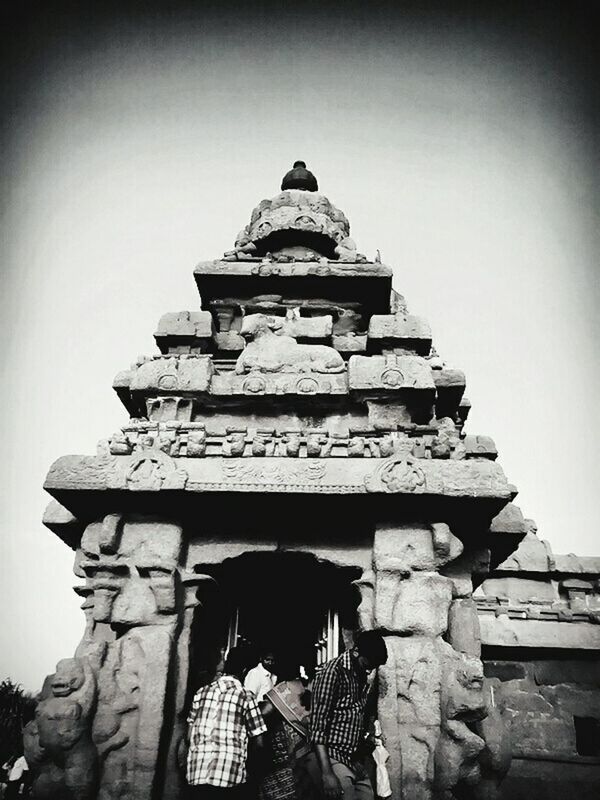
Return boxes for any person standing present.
[4,754,29,798]
[309,631,388,800]
[244,651,277,702]
[258,660,317,800]
[187,647,267,800]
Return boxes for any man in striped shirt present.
[310,631,388,800]
[187,647,267,800]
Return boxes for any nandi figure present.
[236,313,345,374]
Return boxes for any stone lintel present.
[479,615,600,649]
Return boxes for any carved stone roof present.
[234,163,352,259]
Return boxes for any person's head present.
[224,647,250,680]
[261,651,276,674]
[276,656,301,682]
[353,631,388,673]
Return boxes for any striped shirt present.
[187,675,267,787]
[309,650,370,768]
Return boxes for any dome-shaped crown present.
[281,161,319,192]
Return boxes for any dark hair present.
[276,657,301,681]
[224,647,250,677]
[356,630,388,666]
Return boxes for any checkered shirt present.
[309,650,370,768]
[187,675,267,787]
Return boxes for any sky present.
[1,0,599,690]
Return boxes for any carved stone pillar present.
[31,514,187,800]
[372,522,489,800]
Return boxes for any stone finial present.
[281,160,318,192]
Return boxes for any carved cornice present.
[45,451,512,498]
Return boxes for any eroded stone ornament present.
[236,313,345,374]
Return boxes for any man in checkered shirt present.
[310,631,388,800]
[187,647,267,800]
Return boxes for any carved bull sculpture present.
[235,313,345,374]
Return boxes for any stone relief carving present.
[235,314,345,374]
[365,455,427,494]
[106,420,480,463]
[221,459,326,484]
[370,522,498,800]
[433,648,487,796]
[34,658,98,800]
[107,437,188,491]
[80,517,182,627]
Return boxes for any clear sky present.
[1,1,599,690]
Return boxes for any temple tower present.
[37,163,528,800]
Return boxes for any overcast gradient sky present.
[1,0,599,690]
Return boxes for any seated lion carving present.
[236,313,345,374]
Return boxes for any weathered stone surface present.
[553,553,600,574]
[281,313,333,340]
[42,500,84,549]
[489,504,528,536]
[494,532,551,573]
[211,369,348,397]
[235,313,345,374]
[470,680,513,800]
[213,331,246,352]
[235,187,351,256]
[45,452,514,499]
[40,164,537,800]
[348,354,435,392]
[464,435,498,460]
[332,333,367,355]
[484,661,527,683]
[533,659,600,687]
[80,517,183,626]
[376,572,453,635]
[479,616,600,649]
[480,576,556,602]
[433,645,487,794]
[367,314,432,355]
[33,658,98,800]
[448,598,482,657]
[129,355,213,394]
[374,523,463,574]
[154,311,214,354]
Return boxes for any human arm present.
[186,690,201,744]
[244,692,268,740]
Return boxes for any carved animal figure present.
[236,314,344,374]
[35,658,98,800]
[434,651,487,796]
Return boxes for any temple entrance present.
[190,552,361,687]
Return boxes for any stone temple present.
[32,162,600,799]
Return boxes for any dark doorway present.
[189,552,361,688]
